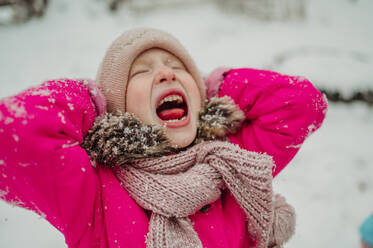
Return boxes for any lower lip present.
[156,90,190,128]
[159,112,190,128]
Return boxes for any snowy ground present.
[0,0,372,247]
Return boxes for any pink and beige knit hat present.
[97,28,206,113]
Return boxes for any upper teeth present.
[158,95,183,106]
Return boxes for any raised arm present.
[207,68,328,177]
[0,79,101,246]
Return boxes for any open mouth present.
[156,92,189,126]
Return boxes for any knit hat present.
[97,28,206,113]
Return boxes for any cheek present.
[181,74,201,109]
[187,83,202,114]
[126,82,152,121]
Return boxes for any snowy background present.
[0,0,372,247]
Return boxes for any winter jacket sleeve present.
[0,79,101,246]
[217,68,328,177]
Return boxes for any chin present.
[165,125,197,148]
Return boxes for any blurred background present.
[0,0,372,247]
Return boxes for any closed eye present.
[170,63,186,71]
[172,66,185,70]
[130,69,150,78]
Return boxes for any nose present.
[154,66,176,84]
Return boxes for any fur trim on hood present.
[81,96,245,167]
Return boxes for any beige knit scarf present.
[113,140,274,248]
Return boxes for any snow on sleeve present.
[220,68,328,176]
[282,75,328,149]
[0,79,100,242]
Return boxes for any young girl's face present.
[126,48,202,148]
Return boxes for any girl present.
[0,28,327,248]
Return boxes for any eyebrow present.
[165,55,180,63]
[131,56,151,69]
[165,56,185,67]
[131,63,148,70]
[132,57,148,66]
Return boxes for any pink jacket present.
[0,68,327,248]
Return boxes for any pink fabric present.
[205,67,231,100]
[76,78,107,117]
[218,68,328,176]
[0,68,327,248]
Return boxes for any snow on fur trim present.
[81,112,175,166]
[195,96,245,144]
[82,96,245,166]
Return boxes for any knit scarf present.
[82,96,294,248]
[114,141,274,248]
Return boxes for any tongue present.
[158,108,185,120]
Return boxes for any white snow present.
[2,98,27,118]
[61,141,79,149]
[12,134,19,142]
[0,187,10,198]
[35,105,49,111]
[67,103,74,110]
[58,112,66,124]
[0,0,373,247]
[31,89,52,97]
[4,117,14,125]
